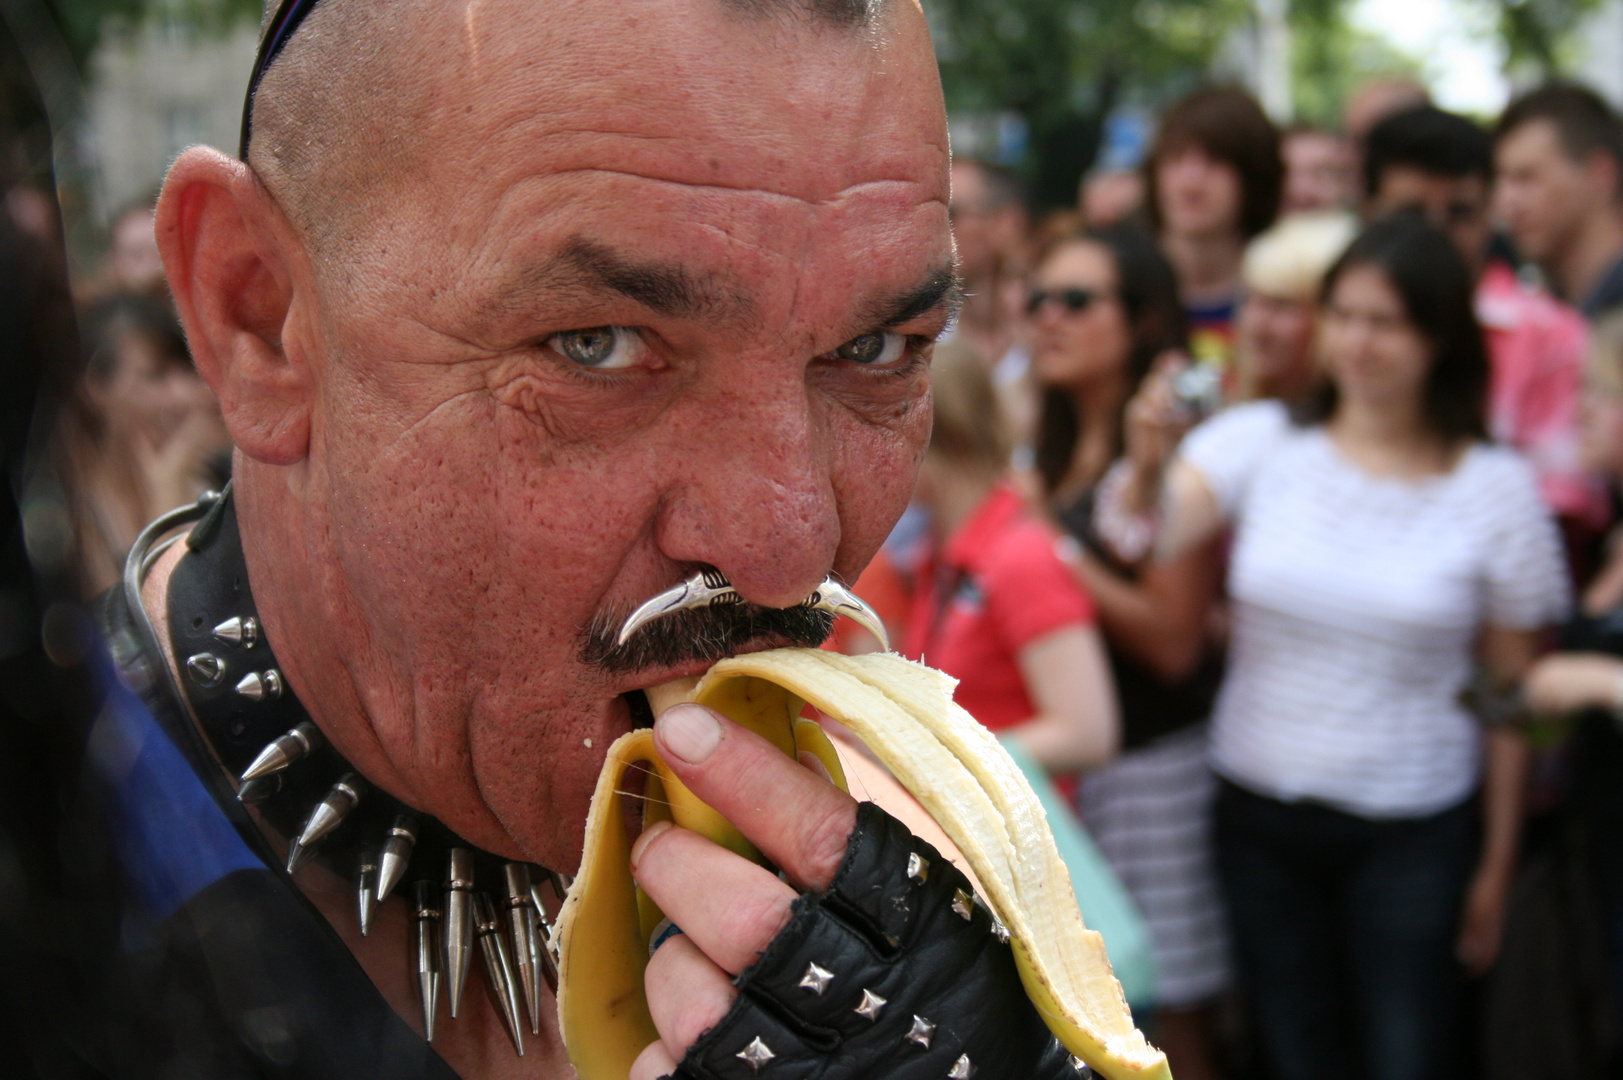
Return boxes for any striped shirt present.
[1181,401,1570,818]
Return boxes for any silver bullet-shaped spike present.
[212,615,259,648]
[474,893,526,1056]
[548,870,573,902]
[285,838,311,875]
[444,849,475,1018]
[240,721,323,782]
[376,815,418,904]
[186,652,224,688]
[237,772,283,805]
[235,668,284,702]
[294,772,364,851]
[357,851,379,936]
[413,881,443,1041]
[503,864,542,1034]
[529,881,561,989]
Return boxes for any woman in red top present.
[903,342,1120,774]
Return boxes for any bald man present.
[94,1,1090,1077]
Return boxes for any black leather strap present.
[674,802,1083,1079]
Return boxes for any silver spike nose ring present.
[615,571,890,652]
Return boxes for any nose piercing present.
[615,570,890,651]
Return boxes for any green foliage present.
[1479,0,1601,73]
[930,0,1250,209]
[1288,0,1421,128]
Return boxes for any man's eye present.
[833,331,907,366]
[547,326,646,369]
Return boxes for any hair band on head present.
[239,0,325,158]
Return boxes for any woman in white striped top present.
[1151,214,1569,1080]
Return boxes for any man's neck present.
[140,537,570,1078]
[1161,229,1244,305]
[1556,206,1623,305]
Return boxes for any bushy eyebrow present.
[486,237,751,328]
[864,264,963,329]
[485,240,959,336]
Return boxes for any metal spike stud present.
[798,961,834,995]
[735,1036,775,1072]
[284,838,311,875]
[548,870,573,901]
[474,893,525,1056]
[235,668,284,702]
[904,1014,935,1049]
[1069,1056,1094,1076]
[529,881,561,990]
[444,849,475,1018]
[376,815,418,904]
[952,888,975,921]
[948,1054,977,1079]
[854,988,888,1022]
[989,914,1011,944]
[907,852,929,884]
[357,850,379,936]
[503,864,542,1035]
[237,772,283,805]
[413,881,443,1041]
[186,652,224,688]
[240,721,323,782]
[212,615,260,648]
[294,772,365,852]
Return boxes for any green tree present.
[931,0,1249,210]
[1288,0,1421,128]
[1475,0,1601,74]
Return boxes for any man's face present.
[241,0,952,870]
[1155,144,1242,240]
[1369,165,1490,275]
[1282,130,1353,214]
[1495,120,1601,265]
[948,161,1023,281]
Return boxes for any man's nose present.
[655,381,841,611]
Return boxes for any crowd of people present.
[838,79,1623,1080]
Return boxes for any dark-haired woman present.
[1154,215,1568,1080]
[1029,225,1230,1080]
[60,293,227,595]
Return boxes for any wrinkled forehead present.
[323,0,948,292]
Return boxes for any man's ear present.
[155,147,312,466]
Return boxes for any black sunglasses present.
[1027,287,1109,316]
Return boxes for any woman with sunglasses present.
[1029,224,1231,1080]
[1152,214,1567,1080]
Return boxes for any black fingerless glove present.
[672,802,1089,1080]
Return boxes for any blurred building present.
[81,21,256,226]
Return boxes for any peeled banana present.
[554,648,1171,1080]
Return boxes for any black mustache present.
[579,600,834,675]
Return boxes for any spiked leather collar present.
[129,486,559,1054]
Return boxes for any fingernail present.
[630,819,673,871]
[657,704,722,764]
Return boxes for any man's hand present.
[627,703,858,1080]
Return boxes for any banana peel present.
[555,647,1171,1080]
